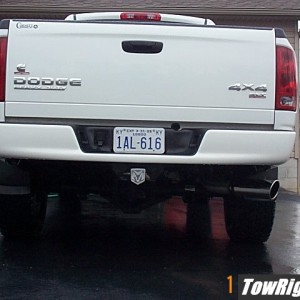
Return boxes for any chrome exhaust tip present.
[232,180,280,201]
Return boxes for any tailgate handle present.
[122,41,163,54]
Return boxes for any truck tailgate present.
[5,21,276,124]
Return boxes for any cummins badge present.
[131,169,146,185]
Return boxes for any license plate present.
[113,127,165,154]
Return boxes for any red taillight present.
[120,12,161,21]
[275,46,298,111]
[0,37,7,102]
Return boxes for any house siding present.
[211,16,296,47]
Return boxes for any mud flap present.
[0,160,30,195]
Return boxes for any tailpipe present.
[231,180,280,201]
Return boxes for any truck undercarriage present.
[0,160,279,242]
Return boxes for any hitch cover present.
[131,168,146,185]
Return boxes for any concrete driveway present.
[0,191,299,299]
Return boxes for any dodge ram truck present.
[0,12,297,242]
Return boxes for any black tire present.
[0,191,47,238]
[223,195,275,243]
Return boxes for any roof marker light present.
[120,12,161,21]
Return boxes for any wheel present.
[0,191,47,238]
[223,195,275,243]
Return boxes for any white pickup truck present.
[0,12,297,242]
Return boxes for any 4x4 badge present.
[131,169,146,185]
[228,83,267,99]
[228,83,267,92]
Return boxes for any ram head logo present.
[131,169,146,185]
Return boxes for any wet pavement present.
[0,191,300,299]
